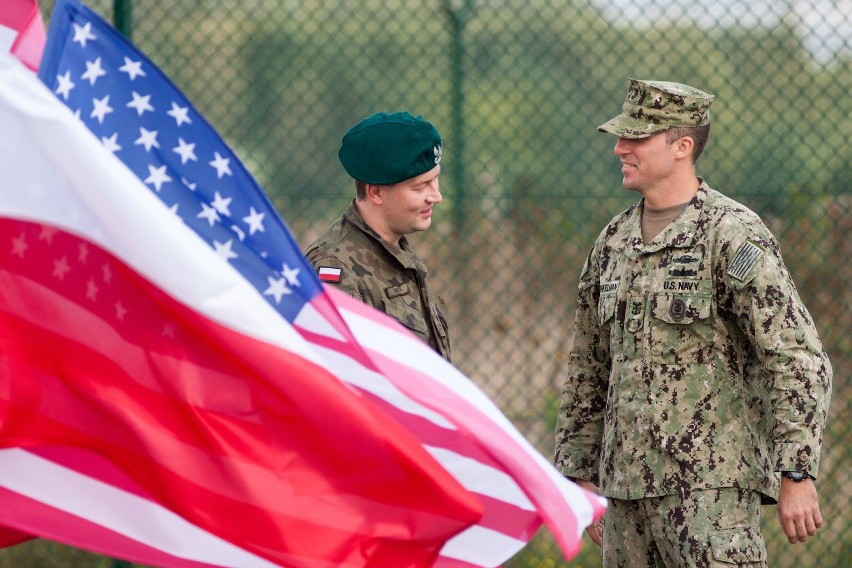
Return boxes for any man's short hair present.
[665,124,710,163]
[354,179,367,200]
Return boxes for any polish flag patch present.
[318,266,342,283]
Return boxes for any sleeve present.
[304,249,368,305]
[719,228,832,478]
[554,244,611,484]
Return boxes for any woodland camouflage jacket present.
[305,201,451,362]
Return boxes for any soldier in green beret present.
[555,79,832,567]
[305,111,451,361]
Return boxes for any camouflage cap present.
[338,111,442,185]
[597,78,714,139]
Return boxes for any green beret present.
[598,78,714,139]
[338,111,443,185]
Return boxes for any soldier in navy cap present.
[555,79,832,567]
[305,111,451,361]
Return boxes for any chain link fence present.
[4,0,849,566]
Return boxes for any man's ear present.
[365,183,384,204]
[673,135,695,160]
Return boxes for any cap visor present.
[597,114,664,139]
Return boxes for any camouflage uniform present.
[305,201,452,361]
[554,182,832,565]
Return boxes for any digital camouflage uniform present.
[305,201,452,361]
[554,182,832,566]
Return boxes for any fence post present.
[114,0,133,39]
[440,0,474,231]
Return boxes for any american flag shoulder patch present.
[318,266,342,283]
[727,241,764,281]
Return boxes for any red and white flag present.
[0,2,606,565]
[0,52,482,567]
[0,0,46,71]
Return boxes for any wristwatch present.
[782,471,812,482]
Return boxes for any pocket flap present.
[709,528,767,564]
[651,292,710,324]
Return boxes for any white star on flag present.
[281,263,301,287]
[127,91,154,115]
[209,151,231,178]
[134,127,159,151]
[90,94,112,123]
[213,239,238,261]
[72,21,96,47]
[144,165,172,191]
[263,276,291,304]
[172,138,197,164]
[167,102,191,126]
[55,71,74,99]
[211,192,232,216]
[101,132,121,153]
[242,207,265,234]
[197,203,220,226]
[81,57,106,85]
[118,57,145,80]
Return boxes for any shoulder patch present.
[727,241,764,281]
[317,266,342,283]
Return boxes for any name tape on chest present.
[727,241,764,281]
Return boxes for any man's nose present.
[426,181,442,203]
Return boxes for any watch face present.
[784,471,808,481]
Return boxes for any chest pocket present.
[649,289,712,363]
[381,283,430,338]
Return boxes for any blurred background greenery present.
[4,0,849,566]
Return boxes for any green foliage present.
[23,2,851,567]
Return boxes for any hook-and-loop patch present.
[727,241,764,281]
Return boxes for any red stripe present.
[0,219,481,567]
[0,0,36,27]
[0,484,228,568]
[0,525,33,548]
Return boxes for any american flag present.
[39,0,319,326]
[0,0,607,566]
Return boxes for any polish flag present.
[0,53,480,567]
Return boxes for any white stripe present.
[0,24,16,52]
[292,300,345,341]
[307,342,455,429]
[439,525,526,566]
[339,304,550,466]
[0,449,280,568]
[0,54,319,366]
[425,446,534,510]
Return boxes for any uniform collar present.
[343,200,426,273]
[618,180,709,260]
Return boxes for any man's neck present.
[354,200,400,246]
[641,174,700,209]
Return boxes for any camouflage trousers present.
[601,487,767,567]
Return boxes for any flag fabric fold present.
[0,0,606,566]
[0,50,482,568]
[0,0,46,71]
